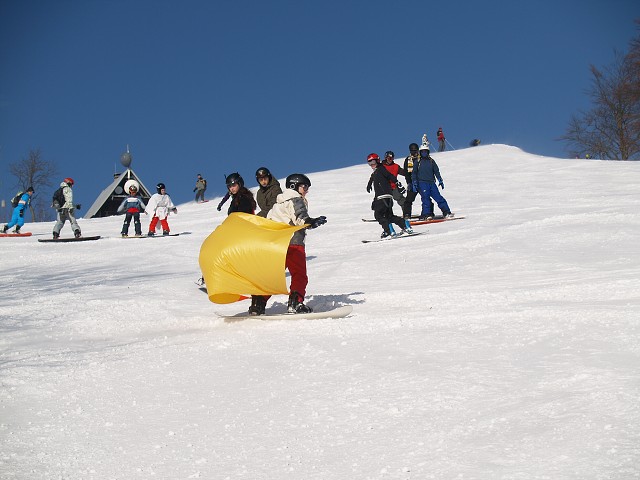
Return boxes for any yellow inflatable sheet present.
[199,212,306,304]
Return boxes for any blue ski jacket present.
[411,154,443,189]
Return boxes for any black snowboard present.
[38,235,101,243]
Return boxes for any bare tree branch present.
[8,148,59,221]
[560,24,640,161]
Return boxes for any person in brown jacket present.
[255,167,282,218]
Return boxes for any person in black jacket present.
[225,172,256,215]
[366,153,414,239]
[402,142,433,218]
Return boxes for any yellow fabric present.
[198,212,306,304]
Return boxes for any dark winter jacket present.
[382,162,405,190]
[367,165,397,198]
[228,187,256,215]
[256,177,282,217]
[412,153,443,187]
[402,153,419,189]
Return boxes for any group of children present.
[118,181,178,237]
[211,168,326,316]
[4,138,451,314]
[367,137,454,239]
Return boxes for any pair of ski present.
[361,215,465,243]
[362,214,464,225]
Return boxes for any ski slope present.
[1,145,639,479]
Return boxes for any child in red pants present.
[267,173,326,313]
[145,182,177,236]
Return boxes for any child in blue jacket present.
[2,187,34,234]
[117,182,147,237]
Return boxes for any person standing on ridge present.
[437,127,446,152]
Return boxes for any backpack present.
[11,191,24,208]
[52,187,65,208]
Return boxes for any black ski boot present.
[74,230,82,238]
[248,296,267,316]
[287,291,312,314]
[1,225,8,234]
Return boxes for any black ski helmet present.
[286,173,311,190]
[225,172,244,188]
[156,182,166,193]
[255,167,272,181]
[384,151,395,161]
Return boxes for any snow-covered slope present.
[1,145,639,479]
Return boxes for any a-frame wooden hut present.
[84,147,152,219]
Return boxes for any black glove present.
[193,188,197,192]
[366,185,371,193]
[307,216,327,229]
[75,204,81,210]
[438,181,445,189]
[216,205,222,211]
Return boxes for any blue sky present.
[1,0,638,213]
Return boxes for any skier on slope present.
[402,142,434,219]
[366,153,414,239]
[254,167,282,218]
[267,173,327,314]
[412,145,454,220]
[2,186,34,234]
[381,151,407,212]
[146,182,177,236]
[193,174,207,203]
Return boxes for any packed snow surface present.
[1,145,639,479]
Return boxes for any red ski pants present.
[148,216,170,233]
[286,244,308,299]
